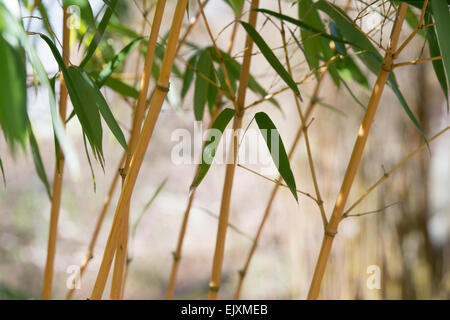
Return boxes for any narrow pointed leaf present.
[191,108,236,188]
[240,21,300,96]
[194,50,212,121]
[254,112,297,201]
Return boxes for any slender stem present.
[392,56,442,68]
[307,2,408,300]
[166,10,241,299]
[110,0,167,300]
[342,126,450,218]
[208,0,260,300]
[42,6,70,300]
[234,70,327,299]
[90,0,188,299]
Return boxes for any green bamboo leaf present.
[82,132,96,192]
[70,66,130,154]
[0,34,28,151]
[224,0,245,15]
[104,77,139,99]
[254,112,297,202]
[63,0,95,29]
[240,21,301,97]
[181,53,199,99]
[0,6,78,175]
[430,0,450,105]
[79,0,118,68]
[207,67,219,112]
[96,36,144,87]
[194,50,212,121]
[27,118,52,200]
[425,13,448,107]
[191,108,236,188]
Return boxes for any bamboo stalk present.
[42,6,70,300]
[90,0,189,299]
[166,8,241,299]
[307,2,409,300]
[208,0,259,300]
[110,0,167,300]
[234,70,327,299]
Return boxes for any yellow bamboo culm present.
[307,2,409,300]
[110,0,168,300]
[208,0,260,300]
[42,6,70,300]
[90,0,189,300]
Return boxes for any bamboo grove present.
[0,0,449,299]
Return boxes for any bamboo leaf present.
[194,50,212,121]
[96,36,144,87]
[0,34,28,151]
[0,6,78,175]
[430,0,450,106]
[191,108,236,188]
[181,53,199,99]
[27,118,52,200]
[425,13,448,107]
[70,66,130,154]
[104,77,139,99]
[0,154,5,186]
[79,0,119,68]
[224,0,244,16]
[63,0,95,29]
[240,21,301,97]
[254,112,298,202]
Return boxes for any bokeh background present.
[0,0,449,299]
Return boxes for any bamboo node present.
[324,228,337,238]
[209,283,220,292]
[238,269,246,277]
[172,251,181,261]
[156,83,170,93]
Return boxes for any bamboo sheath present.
[90,0,189,300]
[307,3,409,300]
[110,0,167,300]
[208,0,259,300]
[42,7,70,300]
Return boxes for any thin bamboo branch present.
[342,126,450,218]
[208,0,260,300]
[234,69,327,300]
[278,0,327,228]
[110,0,167,300]
[392,56,442,68]
[42,6,70,300]
[90,0,188,300]
[307,2,409,300]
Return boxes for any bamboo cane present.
[208,0,259,300]
[42,6,70,300]
[166,2,241,301]
[110,0,167,300]
[90,0,189,299]
[307,2,409,300]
